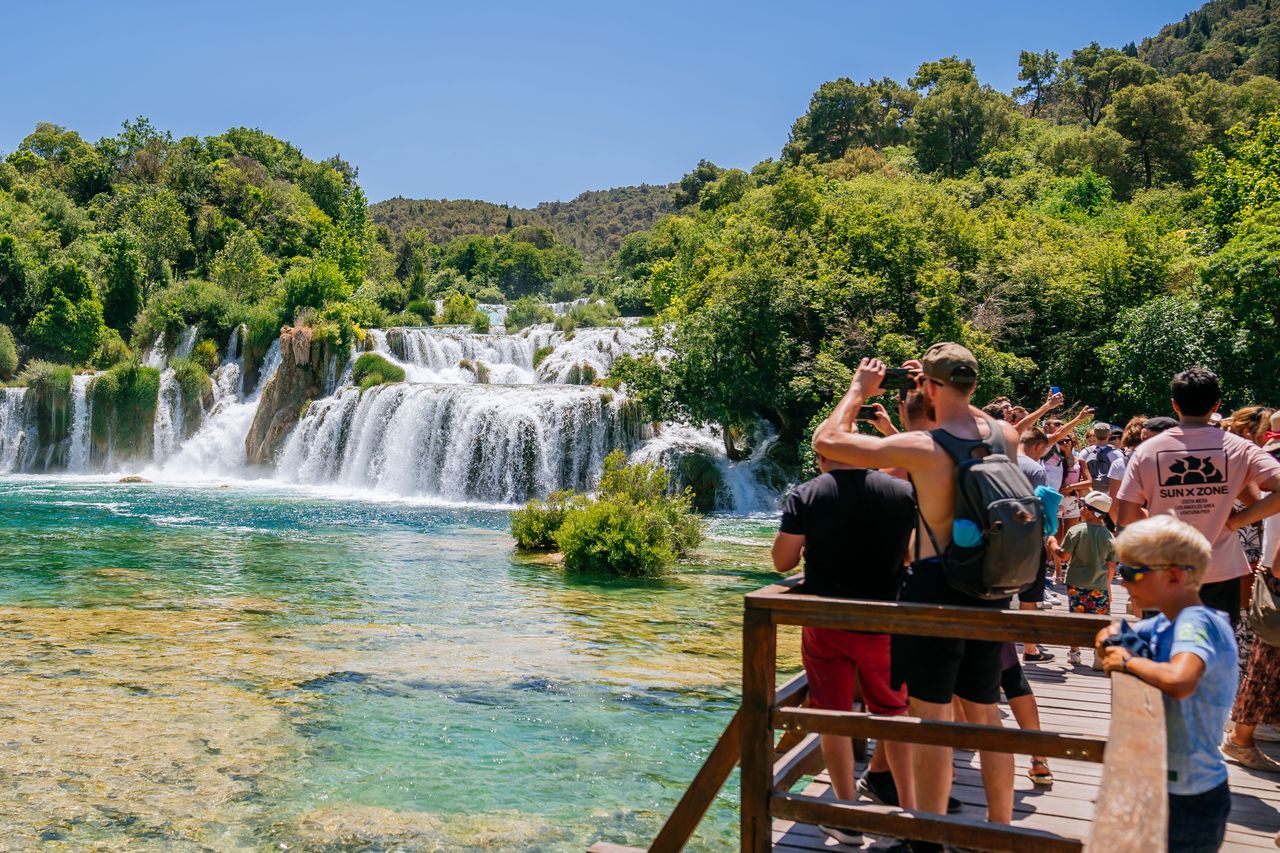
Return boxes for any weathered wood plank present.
[1086,672,1167,852]
[741,606,776,853]
[745,593,1111,647]
[773,706,1106,763]
[771,792,1084,853]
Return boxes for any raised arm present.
[812,359,932,471]
[1016,391,1064,434]
[1043,406,1093,452]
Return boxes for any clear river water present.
[0,476,795,851]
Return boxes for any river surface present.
[0,476,794,851]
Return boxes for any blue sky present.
[3,1,1196,206]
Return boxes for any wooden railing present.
[589,576,1168,853]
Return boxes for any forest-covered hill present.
[370,183,675,263]
[1139,0,1280,80]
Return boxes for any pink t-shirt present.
[1117,425,1280,583]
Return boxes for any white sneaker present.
[818,824,864,846]
[1067,650,1082,666]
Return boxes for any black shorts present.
[891,558,1012,705]
[999,644,1033,700]
[1199,576,1241,630]
[1015,547,1049,604]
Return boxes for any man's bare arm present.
[1015,392,1064,434]
[772,532,804,573]
[1227,476,1280,530]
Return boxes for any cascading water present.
[155,337,281,478]
[0,388,38,474]
[631,423,780,514]
[150,325,201,464]
[276,383,649,502]
[65,374,94,473]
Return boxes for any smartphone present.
[856,405,879,421]
[1050,386,1061,396]
[879,367,917,391]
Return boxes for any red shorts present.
[801,626,907,716]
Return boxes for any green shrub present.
[406,299,436,324]
[564,362,597,385]
[352,352,405,390]
[510,489,580,550]
[0,324,16,380]
[555,301,618,332]
[471,311,491,334]
[94,327,133,370]
[90,362,160,459]
[555,498,677,577]
[282,259,351,312]
[131,279,246,354]
[506,296,553,331]
[474,285,505,304]
[440,290,478,325]
[533,345,555,368]
[170,357,213,429]
[193,339,220,373]
[552,451,704,577]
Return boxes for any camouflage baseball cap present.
[921,342,979,385]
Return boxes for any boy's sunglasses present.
[1116,563,1193,582]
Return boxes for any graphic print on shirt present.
[1156,448,1229,514]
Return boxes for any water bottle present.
[952,518,982,548]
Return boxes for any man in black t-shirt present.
[772,453,917,828]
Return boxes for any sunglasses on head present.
[1116,563,1193,583]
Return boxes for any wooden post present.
[740,606,776,853]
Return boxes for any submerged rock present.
[117,476,151,484]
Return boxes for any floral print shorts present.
[1068,585,1110,615]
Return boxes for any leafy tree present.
[1197,108,1280,241]
[785,77,916,161]
[0,324,16,380]
[1106,82,1197,188]
[26,264,104,365]
[0,235,34,331]
[1059,43,1156,126]
[673,160,723,209]
[210,229,273,302]
[1201,215,1280,403]
[100,232,144,335]
[123,188,193,289]
[699,169,754,211]
[909,56,977,90]
[282,259,350,312]
[909,79,1016,177]
[1014,49,1059,116]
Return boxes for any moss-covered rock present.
[19,360,74,448]
[677,450,724,512]
[90,362,161,462]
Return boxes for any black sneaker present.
[857,769,898,806]
[858,769,962,814]
[1022,650,1056,663]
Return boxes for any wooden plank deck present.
[771,585,1280,851]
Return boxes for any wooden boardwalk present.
[771,586,1280,851]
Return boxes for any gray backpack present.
[920,418,1044,601]
[1085,444,1119,489]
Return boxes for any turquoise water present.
[0,477,786,851]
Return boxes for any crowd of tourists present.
[772,345,1280,853]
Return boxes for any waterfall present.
[152,368,184,463]
[276,383,649,502]
[143,332,166,369]
[174,325,199,359]
[156,338,281,477]
[529,326,649,384]
[631,423,780,514]
[65,374,94,473]
[372,327,538,384]
[0,388,38,474]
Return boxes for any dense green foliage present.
[509,451,703,577]
[371,184,676,263]
[0,324,15,379]
[18,360,74,444]
[510,489,582,550]
[351,352,405,390]
[605,11,1280,465]
[1139,0,1280,80]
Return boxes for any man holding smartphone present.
[812,343,1020,846]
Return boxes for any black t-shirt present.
[779,469,915,600]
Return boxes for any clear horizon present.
[4,1,1197,207]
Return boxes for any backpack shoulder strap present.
[930,416,1007,463]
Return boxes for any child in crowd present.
[1095,515,1238,853]
[1055,490,1116,668]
